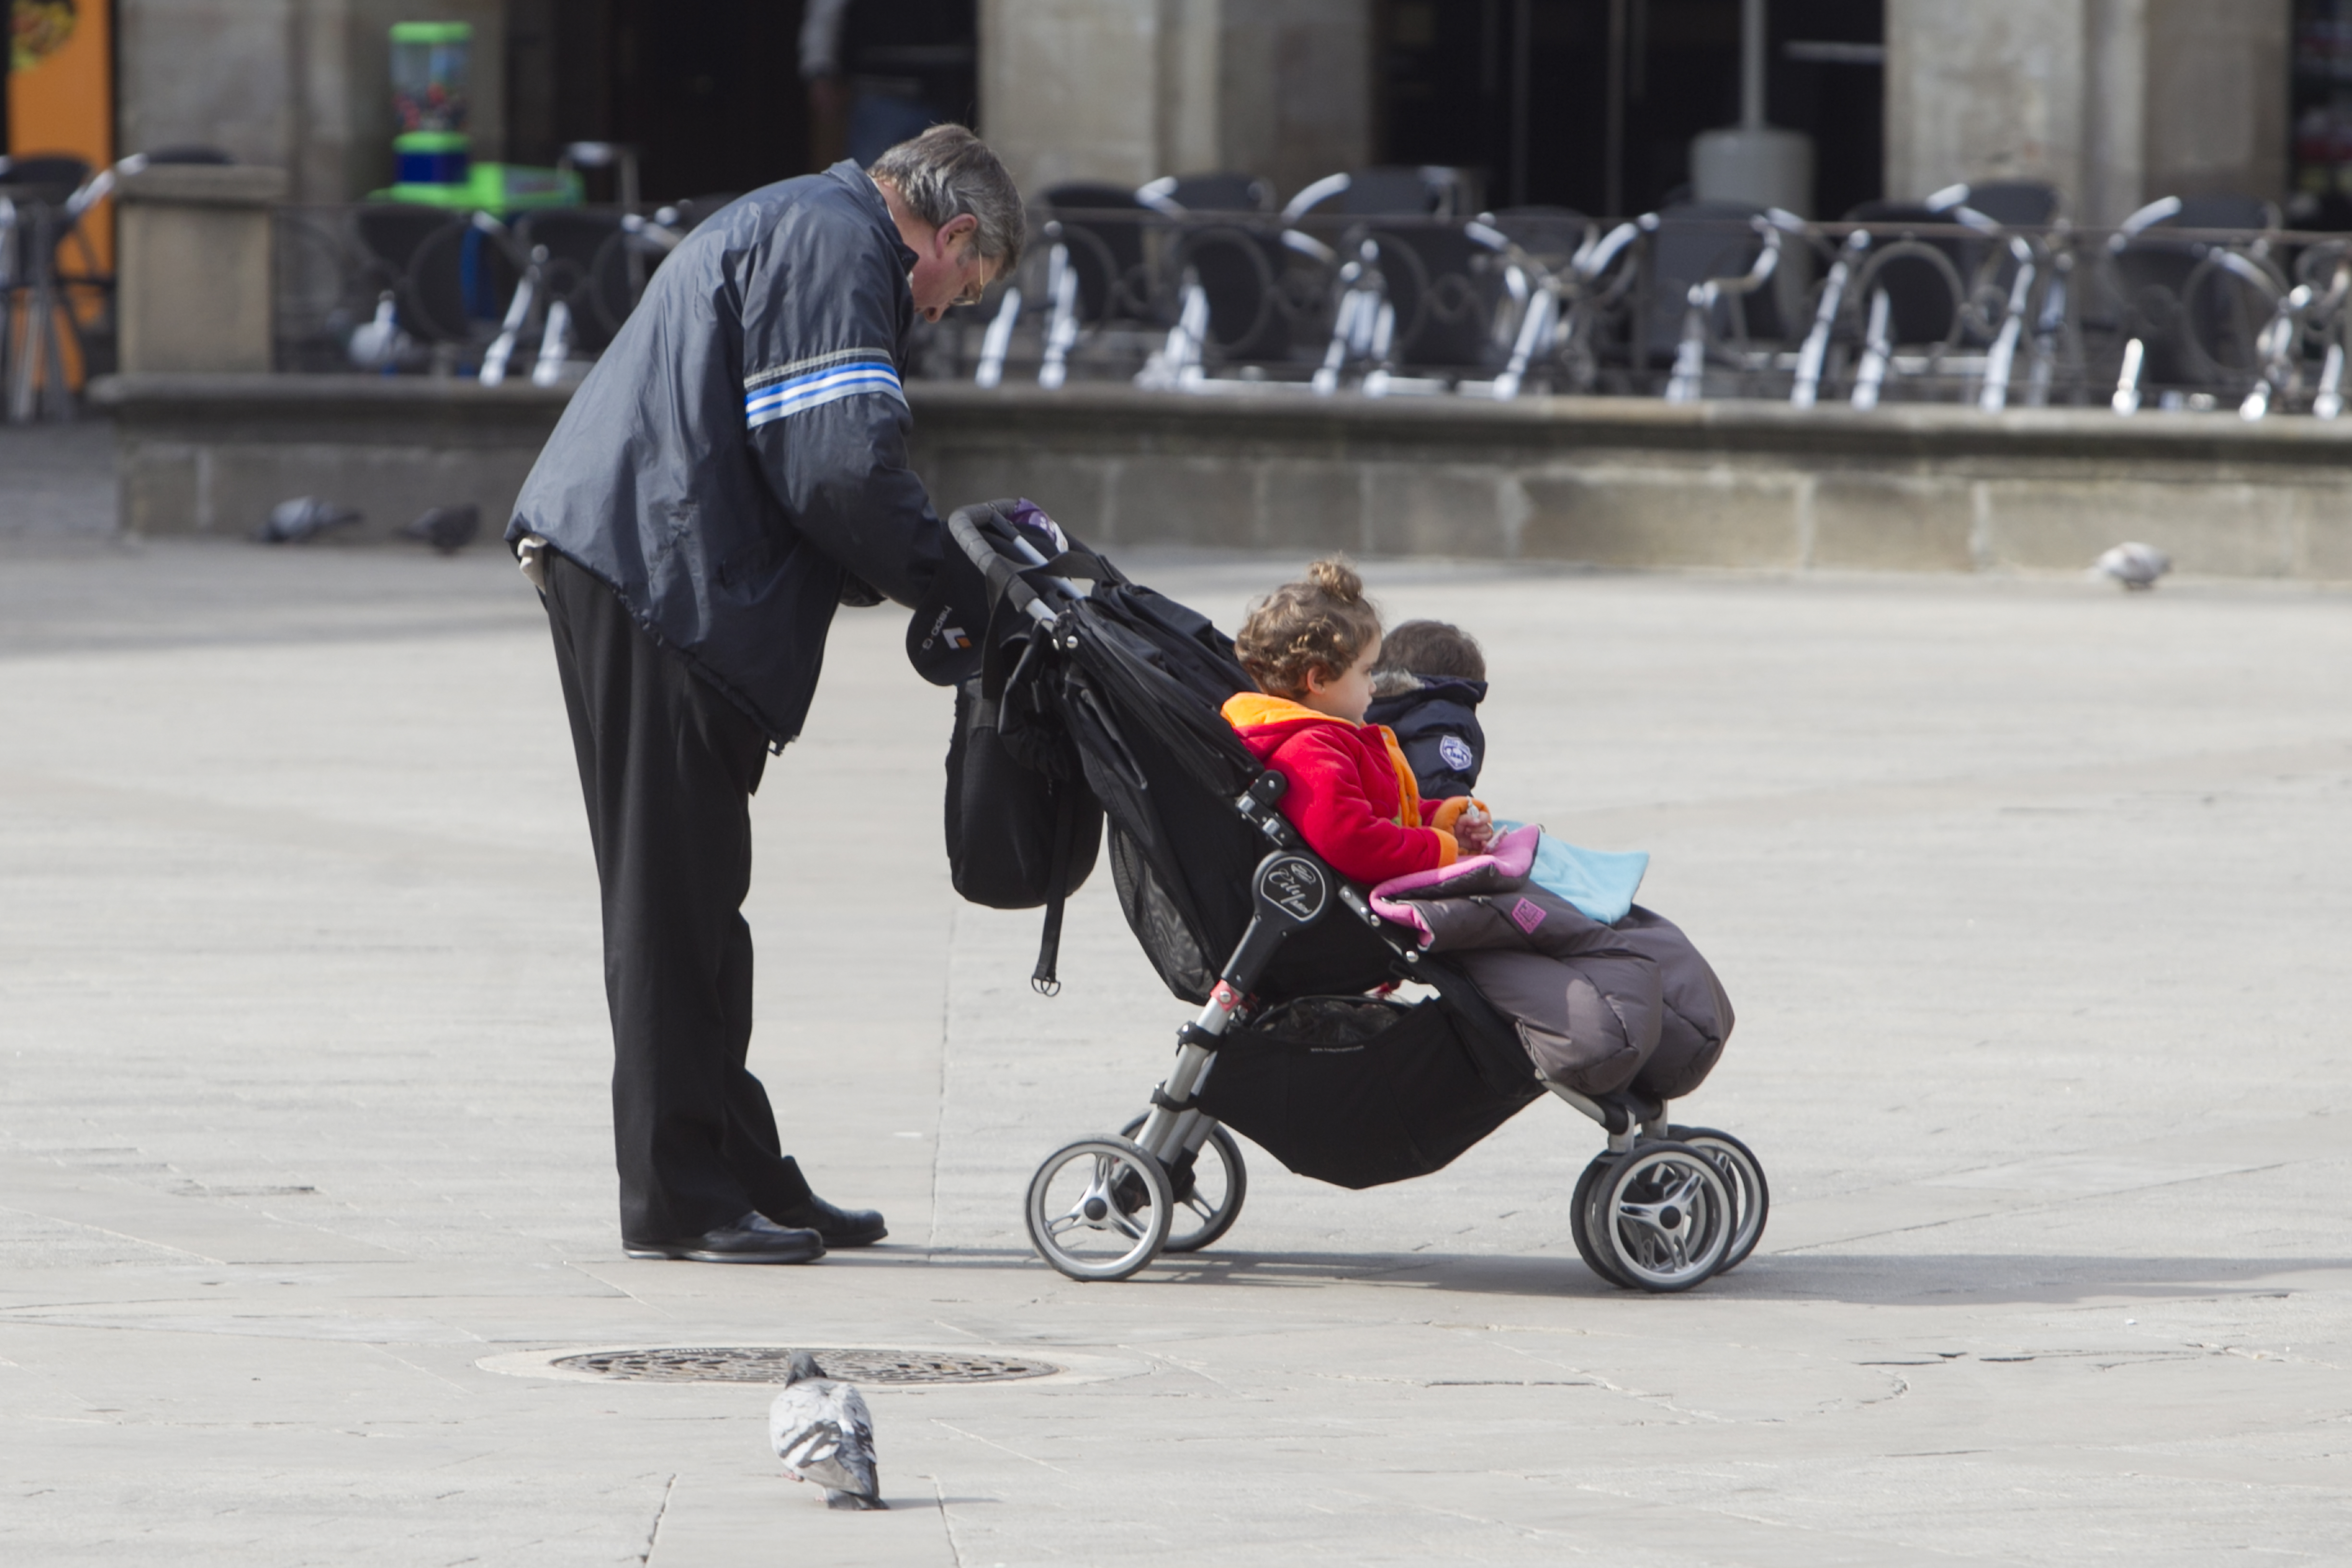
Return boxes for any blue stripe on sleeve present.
[744,360,906,429]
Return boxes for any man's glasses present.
[953,243,995,309]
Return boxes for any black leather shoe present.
[764,1193,888,1248]
[623,1212,826,1263]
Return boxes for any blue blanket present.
[1498,822,1649,925]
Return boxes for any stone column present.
[980,0,1166,194]
[2140,0,2290,208]
[116,0,505,204]
[1884,0,2094,210]
[1216,0,1373,202]
[980,0,1370,202]
[1885,0,2289,225]
[115,164,289,373]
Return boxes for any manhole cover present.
[548,1347,1060,1385]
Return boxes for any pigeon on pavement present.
[2095,541,2172,590]
[403,504,481,555]
[769,1352,885,1510]
[254,497,363,544]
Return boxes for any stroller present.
[941,501,1766,1292]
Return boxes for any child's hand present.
[1453,805,1496,856]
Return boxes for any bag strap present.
[1030,781,1078,997]
[981,610,1043,703]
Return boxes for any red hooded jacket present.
[1222,692,1474,885]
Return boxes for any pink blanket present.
[1369,824,1544,947]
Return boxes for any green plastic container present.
[372,162,586,216]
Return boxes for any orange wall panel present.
[10,0,116,388]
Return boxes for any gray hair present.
[869,124,1026,277]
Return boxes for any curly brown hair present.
[1234,557,1383,698]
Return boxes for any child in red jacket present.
[1220,558,1493,885]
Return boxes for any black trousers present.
[541,551,814,1242]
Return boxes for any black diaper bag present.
[943,671,1104,990]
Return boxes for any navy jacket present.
[1365,676,1488,801]
[509,162,976,744]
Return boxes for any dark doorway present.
[507,0,813,206]
[1376,0,1881,219]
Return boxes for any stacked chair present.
[955,160,2352,422]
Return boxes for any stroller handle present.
[947,500,1094,625]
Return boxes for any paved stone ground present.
[3,490,2350,1563]
[0,421,118,543]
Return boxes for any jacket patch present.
[745,349,904,429]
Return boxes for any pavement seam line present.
[927,1474,968,1567]
[927,900,956,1261]
[0,1200,222,1265]
[930,1416,1067,1472]
[638,1472,675,1565]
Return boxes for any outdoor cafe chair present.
[1279,165,1474,223]
[1306,221,1514,396]
[1832,201,1981,407]
[515,209,637,355]
[2232,239,2352,420]
[1140,173,1299,370]
[1168,222,1296,365]
[1661,210,1794,404]
[351,206,538,380]
[353,206,488,343]
[1634,202,1796,399]
[478,210,684,388]
[1471,208,1649,400]
[1039,183,1166,328]
[1,148,245,410]
[1926,179,2062,230]
[2103,193,2284,410]
[0,154,96,423]
[1136,172,1275,216]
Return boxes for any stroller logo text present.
[922,607,970,651]
[1259,856,1330,923]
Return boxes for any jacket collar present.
[1223,691,1357,731]
[1420,676,1489,703]
[827,159,920,272]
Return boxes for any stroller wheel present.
[1121,1116,1247,1254]
[1667,1125,1768,1272]
[1570,1154,1635,1289]
[1024,1135,1173,1282]
[1593,1141,1734,1293]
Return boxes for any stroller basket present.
[943,500,1766,1292]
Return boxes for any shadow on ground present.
[821,1243,2352,1307]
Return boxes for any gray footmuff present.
[1386,878,1734,1099]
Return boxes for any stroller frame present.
[953,505,1767,1290]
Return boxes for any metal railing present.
[928,200,2352,422]
[273,202,689,383]
[242,194,2352,427]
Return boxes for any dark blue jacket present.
[509,162,977,744]
[1365,676,1488,801]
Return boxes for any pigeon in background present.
[2095,541,2172,590]
[347,292,411,371]
[254,497,363,544]
[769,1352,885,1510]
[403,504,481,555]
